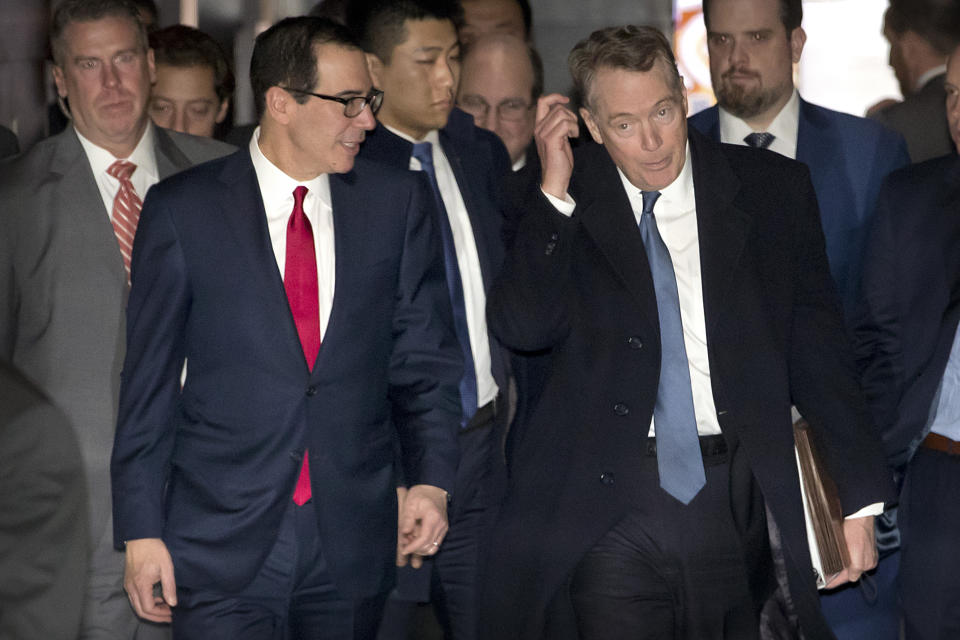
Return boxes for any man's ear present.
[146,47,156,85]
[580,106,602,145]
[52,64,67,98]
[265,86,293,125]
[366,53,385,87]
[215,99,229,124]
[790,26,807,64]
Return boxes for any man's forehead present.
[313,44,372,92]
[63,16,141,51]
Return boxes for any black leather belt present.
[645,434,728,458]
[463,396,499,431]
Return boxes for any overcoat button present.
[613,402,629,416]
[600,472,615,485]
[627,336,643,349]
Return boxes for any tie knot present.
[107,160,137,181]
[412,141,433,169]
[293,185,308,210]
[744,132,775,149]
[641,190,661,216]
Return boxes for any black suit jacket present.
[359,108,512,414]
[853,153,960,467]
[484,129,895,639]
[111,149,462,597]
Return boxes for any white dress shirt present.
[76,123,160,218]
[250,127,336,340]
[916,64,947,92]
[385,125,498,407]
[719,89,801,159]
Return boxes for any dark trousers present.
[172,499,386,640]
[900,446,960,640]
[377,416,500,640]
[569,436,767,640]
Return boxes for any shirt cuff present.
[542,188,576,216]
[845,502,884,519]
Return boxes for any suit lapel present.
[688,130,750,334]
[50,129,128,284]
[439,123,500,292]
[940,157,960,307]
[153,126,193,180]
[216,150,310,372]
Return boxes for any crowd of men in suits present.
[1,0,959,639]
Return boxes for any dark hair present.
[250,16,361,120]
[348,0,465,63]
[569,25,682,111]
[885,0,960,56]
[51,0,147,65]
[128,0,158,28]
[309,0,349,25]
[702,0,803,34]
[150,25,235,103]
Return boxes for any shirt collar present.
[917,65,947,91]
[617,141,695,224]
[718,89,800,153]
[249,126,331,213]
[384,123,440,147]
[75,121,158,182]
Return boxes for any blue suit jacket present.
[111,149,462,597]
[853,154,960,468]
[358,108,512,403]
[689,98,909,316]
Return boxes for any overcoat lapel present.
[573,148,661,336]
[688,130,751,335]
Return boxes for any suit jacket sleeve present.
[389,176,462,492]
[487,189,576,353]
[111,187,189,545]
[787,170,895,514]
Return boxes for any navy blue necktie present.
[744,132,775,149]
[638,190,706,504]
[412,142,478,426]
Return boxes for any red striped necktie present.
[285,185,320,505]
[107,160,142,285]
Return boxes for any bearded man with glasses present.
[111,16,461,639]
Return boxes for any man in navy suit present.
[111,17,461,639]
[853,43,960,640]
[350,1,511,638]
[690,0,909,318]
[689,0,909,635]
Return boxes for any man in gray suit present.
[0,0,232,637]
[871,0,960,162]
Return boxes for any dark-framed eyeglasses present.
[457,95,533,122]
[279,87,384,118]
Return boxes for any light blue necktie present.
[412,141,478,427]
[638,190,706,504]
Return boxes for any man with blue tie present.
[689,0,909,318]
[853,42,960,640]
[483,25,894,639]
[689,0,910,634]
[111,17,461,639]
[349,1,511,638]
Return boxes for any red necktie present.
[285,185,319,505]
[107,160,142,285]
